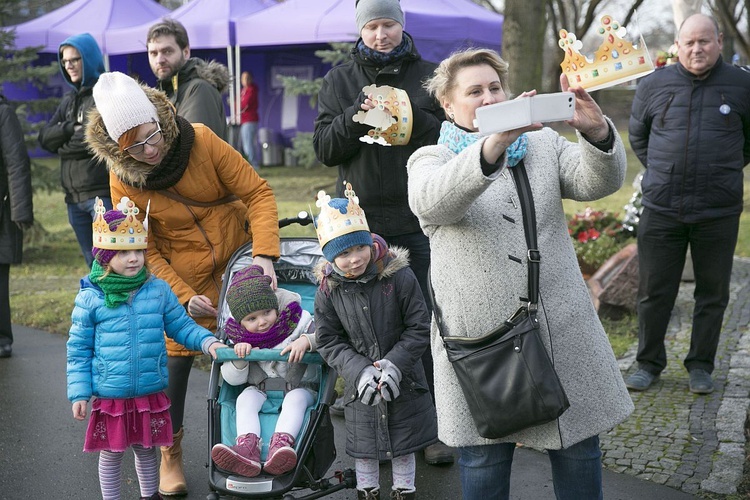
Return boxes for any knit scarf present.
[141,115,195,190]
[438,121,528,167]
[224,301,302,348]
[356,32,413,65]
[89,261,148,308]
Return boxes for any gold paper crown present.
[314,182,370,249]
[353,84,413,147]
[92,197,149,250]
[559,15,654,92]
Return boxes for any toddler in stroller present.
[211,264,317,478]
[207,225,356,499]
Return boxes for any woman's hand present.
[188,295,218,318]
[359,92,376,112]
[72,400,87,420]
[281,336,311,363]
[252,256,278,290]
[560,74,608,141]
[482,90,542,164]
[233,342,254,357]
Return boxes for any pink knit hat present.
[91,210,127,267]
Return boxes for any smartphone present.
[474,92,576,134]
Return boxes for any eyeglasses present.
[124,124,163,156]
[61,57,82,67]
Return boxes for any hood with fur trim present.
[85,85,179,187]
[314,245,410,292]
[158,58,230,95]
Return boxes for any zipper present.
[659,93,675,128]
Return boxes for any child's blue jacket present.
[67,275,217,402]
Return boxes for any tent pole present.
[227,45,235,125]
[235,44,241,121]
[103,53,110,72]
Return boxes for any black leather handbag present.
[430,161,570,439]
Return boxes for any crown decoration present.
[559,15,654,92]
[314,182,370,249]
[353,84,413,147]
[92,196,150,250]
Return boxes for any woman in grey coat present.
[406,48,633,499]
[0,95,33,358]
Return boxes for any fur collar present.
[85,85,180,187]
[314,245,411,292]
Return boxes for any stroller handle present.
[214,347,324,365]
[279,211,314,229]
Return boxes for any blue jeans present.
[459,436,603,500]
[68,196,112,268]
[241,121,259,167]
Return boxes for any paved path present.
[607,257,750,496]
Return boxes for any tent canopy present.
[6,0,169,54]
[234,0,504,63]
[104,0,277,56]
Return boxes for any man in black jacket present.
[38,33,110,268]
[146,18,229,141]
[0,95,33,358]
[627,14,750,394]
[313,0,453,466]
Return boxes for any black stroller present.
[206,214,356,499]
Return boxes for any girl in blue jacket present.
[67,198,224,500]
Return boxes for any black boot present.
[357,487,380,499]
[389,488,415,500]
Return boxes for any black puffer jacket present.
[0,96,33,264]
[314,246,437,460]
[313,34,444,236]
[629,56,750,222]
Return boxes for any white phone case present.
[474,92,575,134]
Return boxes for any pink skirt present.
[83,392,173,453]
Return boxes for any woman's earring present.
[448,113,455,123]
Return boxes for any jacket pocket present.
[704,162,744,209]
[642,161,674,208]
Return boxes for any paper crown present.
[353,84,413,147]
[92,197,149,250]
[314,182,370,249]
[559,15,654,92]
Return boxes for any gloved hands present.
[374,359,402,402]
[356,365,382,406]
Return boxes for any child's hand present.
[72,400,88,420]
[234,342,253,357]
[281,336,311,363]
[208,342,228,359]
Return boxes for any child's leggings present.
[98,444,158,500]
[355,453,416,493]
[236,386,314,438]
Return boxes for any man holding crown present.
[627,14,750,394]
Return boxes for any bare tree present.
[502,0,546,94]
[708,0,749,60]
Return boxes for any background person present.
[86,72,280,497]
[312,0,450,465]
[627,14,750,394]
[67,201,223,500]
[146,18,228,141]
[239,71,259,167]
[0,95,33,359]
[407,48,634,499]
[38,32,110,268]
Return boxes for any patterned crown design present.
[314,182,370,249]
[559,15,654,92]
[353,84,413,147]
[92,197,149,250]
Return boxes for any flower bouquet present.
[568,207,633,276]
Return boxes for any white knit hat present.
[93,72,159,142]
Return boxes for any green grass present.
[12,134,750,359]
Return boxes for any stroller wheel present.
[206,493,220,500]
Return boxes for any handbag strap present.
[429,160,540,338]
[159,188,239,208]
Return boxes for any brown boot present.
[159,427,187,496]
